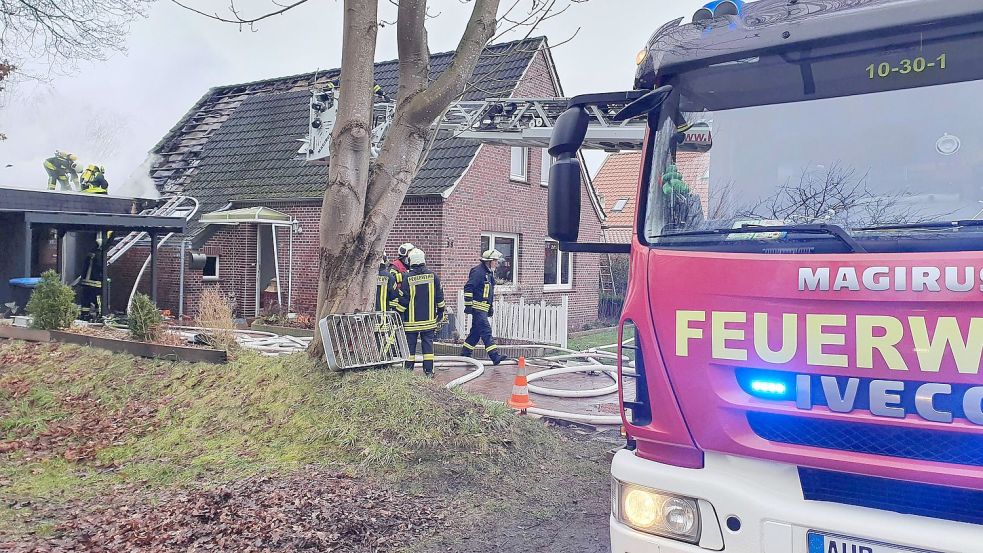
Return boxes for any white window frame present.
[540,148,552,186]
[612,198,629,212]
[543,239,573,291]
[481,232,519,291]
[510,147,528,182]
[202,255,220,281]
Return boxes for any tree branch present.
[395,0,430,105]
[403,0,500,123]
[168,0,312,26]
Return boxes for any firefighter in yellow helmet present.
[43,151,80,191]
[80,165,110,195]
[393,248,445,377]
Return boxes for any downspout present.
[178,238,187,319]
[288,219,295,313]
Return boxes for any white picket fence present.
[456,290,568,347]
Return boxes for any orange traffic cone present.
[507,357,534,413]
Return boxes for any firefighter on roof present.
[43,151,80,191]
[80,165,110,194]
[394,248,445,377]
[461,249,510,365]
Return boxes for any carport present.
[8,210,186,312]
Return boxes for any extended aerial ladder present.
[302,88,657,162]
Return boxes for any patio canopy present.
[199,206,292,226]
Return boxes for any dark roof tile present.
[153,37,545,226]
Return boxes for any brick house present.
[593,150,709,244]
[111,37,606,331]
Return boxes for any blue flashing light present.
[694,0,744,23]
[750,380,788,396]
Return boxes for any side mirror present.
[548,107,589,242]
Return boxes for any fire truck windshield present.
[642,23,983,251]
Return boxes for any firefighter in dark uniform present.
[375,243,415,311]
[375,254,403,312]
[80,165,110,194]
[74,236,107,321]
[394,248,445,377]
[461,249,510,365]
[43,151,80,191]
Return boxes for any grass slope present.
[0,341,609,550]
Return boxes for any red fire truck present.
[547,1,983,551]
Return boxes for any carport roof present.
[20,211,186,233]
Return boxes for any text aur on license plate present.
[808,531,940,553]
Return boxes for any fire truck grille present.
[799,468,983,526]
[747,412,983,467]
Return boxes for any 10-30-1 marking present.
[867,53,947,79]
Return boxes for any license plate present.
[808,531,939,553]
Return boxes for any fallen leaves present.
[7,468,446,552]
[1,392,157,464]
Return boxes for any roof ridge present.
[210,35,547,94]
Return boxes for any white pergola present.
[200,206,298,312]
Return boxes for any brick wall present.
[109,224,258,320]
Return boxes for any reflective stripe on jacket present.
[376,265,403,312]
[396,267,445,332]
[464,263,494,313]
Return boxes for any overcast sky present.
[0,0,707,196]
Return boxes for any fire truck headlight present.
[615,480,701,543]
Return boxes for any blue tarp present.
[8,277,42,288]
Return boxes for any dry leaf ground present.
[0,340,610,552]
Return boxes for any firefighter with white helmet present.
[396,243,415,270]
[460,249,509,365]
[376,242,414,312]
[394,248,445,377]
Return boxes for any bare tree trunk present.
[309,0,379,360]
[309,0,500,361]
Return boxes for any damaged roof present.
[150,37,547,222]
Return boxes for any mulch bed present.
[5,469,446,552]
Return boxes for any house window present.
[480,232,518,288]
[510,147,528,182]
[612,199,629,212]
[540,148,552,185]
[203,255,220,281]
[544,239,572,290]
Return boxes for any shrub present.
[26,270,80,330]
[129,293,163,342]
[196,288,238,351]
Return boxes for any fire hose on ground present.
[408,343,636,426]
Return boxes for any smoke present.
[115,154,161,199]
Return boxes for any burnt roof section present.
[635,0,981,88]
[151,37,546,223]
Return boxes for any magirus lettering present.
[799,266,983,292]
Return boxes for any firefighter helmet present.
[398,243,415,258]
[408,248,426,266]
[481,249,504,262]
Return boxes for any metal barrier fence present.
[318,312,410,371]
